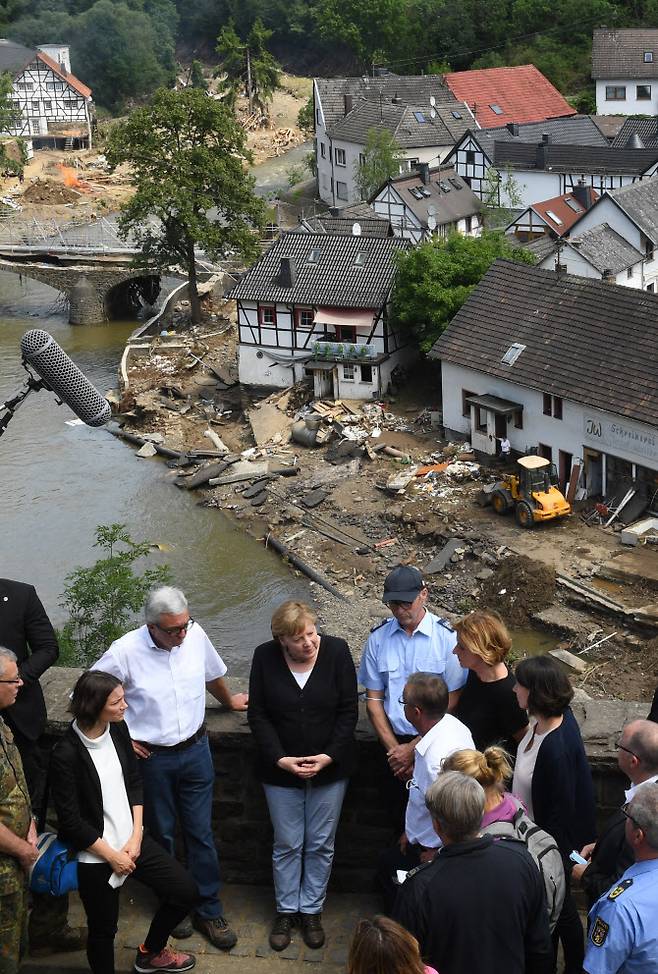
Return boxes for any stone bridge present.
[0,256,161,324]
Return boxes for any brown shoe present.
[269,913,296,951]
[300,913,325,949]
[191,915,237,950]
[30,923,86,956]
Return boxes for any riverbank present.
[114,300,658,703]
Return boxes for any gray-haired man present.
[92,586,247,949]
[393,771,553,974]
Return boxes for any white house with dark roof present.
[592,28,658,116]
[313,75,473,207]
[505,183,598,241]
[532,224,645,288]
[0,39,93,147]
[370,163,481,243]
[226,231,415,399]
[430,259,658,499]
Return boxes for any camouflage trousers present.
[0,885,28,974]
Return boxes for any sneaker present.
[269,913,296,951]
[134,945,196,972]
[170,916,193,939]
[30,923,86,956]
[191,915,237,950]
[300,913,325,949]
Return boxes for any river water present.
[0,272,307,677]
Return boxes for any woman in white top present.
[50,670,199,974]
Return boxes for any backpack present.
[29,832,78,897]
[482,806,565,932]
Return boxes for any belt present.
[139,723,207,754]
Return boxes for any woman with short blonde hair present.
[452,610,528,751]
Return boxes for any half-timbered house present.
[227,231,415,400]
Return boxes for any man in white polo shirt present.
[92,585,247,949]
[377,671,474,911]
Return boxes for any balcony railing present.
[312,340,377,360]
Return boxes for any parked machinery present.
[490,455,572,528]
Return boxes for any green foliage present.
[215,17,281,114]
[0,72,21,162]
[190,60,208,90]
[304,149,317,176]
[298,94,314,134]
[392,231,536,353]
[355,127,404,200]
[106,87,266,323]
[313,0,408,67]
[58,523,171,666]
[569,88,597,114]
[287,162,305,186]
[481,165,524,228]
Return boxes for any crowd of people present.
[1,568,658,974]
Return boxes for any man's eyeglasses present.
[388,600,415,610]
[622,802,643,831]
[155,618,194,636]
[0,678,22,684]
[616,737,637,759]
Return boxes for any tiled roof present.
[567,223,643,273]
[590,114,628,141]
[430,259,658,427]
[612,117,658,148]
[458,115,608,162]
[328,98,469,148]
[316,75,463,126]
[493,141,658,175]
[296,215,392,237]
[592,28,658,80]
[36,50,92,98]
[531,188,599,236]
[523,235,557,261]
[445,65,575,129]
[375,166,480,227]
[0,39,34,74]
[606,173,658,241]
[226,232,409,308]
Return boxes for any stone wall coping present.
[42,667,647,760]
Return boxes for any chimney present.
[391,92,402,105]
[602,268,615,283]
[418,162,430,185]
[542,132,550,143]
[536,140,548,168]
[571,178,592,211]
[507,122,519,136]
[555,257,567,274]
[344,94,353,115]
[279,257,296,288]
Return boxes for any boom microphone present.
[20,329,112,428]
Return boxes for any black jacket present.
[392,836,553,974]
[50,720,143,851]
[0,578,59,741]
[248,634,358,787]
[581,808,634,908]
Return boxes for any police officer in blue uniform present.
[358,566,467,825]
[584,783,658,974]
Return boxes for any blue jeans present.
[140,736,222,919]
[263,779,348,915]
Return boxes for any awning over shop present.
[465,394,523,415]
[314,307,375,329]
[306,361,336,371]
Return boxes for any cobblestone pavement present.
[24,881,380,973]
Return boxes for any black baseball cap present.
[383,566,426,603]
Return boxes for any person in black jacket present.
[248,601,357,953]
[512,655,597,974]
[0,576,84,955]
[50,670,199,974]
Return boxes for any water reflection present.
[0,272,307,676]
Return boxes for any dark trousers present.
[77,834,198,974]
[377,734,416,834]
[376,842,422,914]
[552,882,584,974]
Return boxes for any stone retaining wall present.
[41,668,648,892]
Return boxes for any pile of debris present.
[22,179,80,204]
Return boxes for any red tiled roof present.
[36,50,92,99]
[531,188,599,236]
[444,65,575,129]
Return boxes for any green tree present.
[481,165,524,228]
[106,87,267,324]
[58,522,171,666]
[215,17,281,115]
[298,93,314,134]
[355,127,404,200]
[190,59,208,90]
[392,231,536,352]
[313,0,408,67]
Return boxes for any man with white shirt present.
[573,719,658,909]
[377,672,474,911]
[92,586,247,949]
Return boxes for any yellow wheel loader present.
[490,455,571,529]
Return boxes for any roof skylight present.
[490,104,504,115]
[413,111,427,123]
[545,210,564,226]
[308,248,322,263]
[645,51,654,62]
[501,342,526,366]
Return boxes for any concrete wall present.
[596,78,658,115]
[41,667,647,891]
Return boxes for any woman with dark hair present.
[50,670,199,974]
[512,655,596,974]
[348,916,438,974]
[248,601,357,953]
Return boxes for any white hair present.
[145,586,188,623]
[0,646,17,678]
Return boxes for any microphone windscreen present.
[20,329,112,428]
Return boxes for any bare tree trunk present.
[246,48,253,113]
[187,242,201,325]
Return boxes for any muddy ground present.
[115,302,658,706]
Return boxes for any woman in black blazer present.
[50,670,199,974]
[248,601,358,953]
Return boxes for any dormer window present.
[645,51,654,62]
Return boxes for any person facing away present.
[392,771,553,974]
[91,585,247,949]
[583,783,658,974]
[347,915,438,974]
